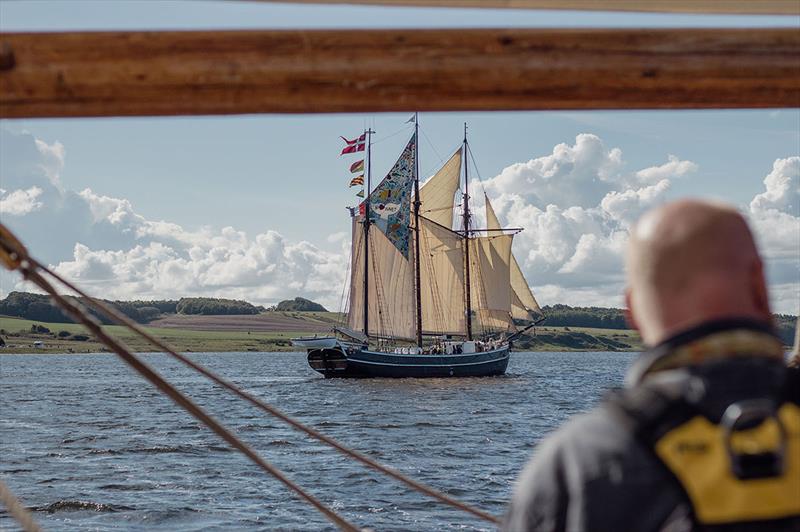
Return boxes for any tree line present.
[0,292,259,324]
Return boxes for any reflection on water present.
[0,351,637,531]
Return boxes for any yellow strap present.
[655,403,800,524]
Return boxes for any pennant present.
[405,115,416,124]
[367,133,416,258]
[349,159,364,173]
[358,202,366,216]
[355,189,365,198]
[349,175,364,187]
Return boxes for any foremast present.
[462,123,474,341]
[412,113,423,348]
[362,128,374,338]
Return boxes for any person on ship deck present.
[504,199,800,532]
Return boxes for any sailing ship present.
[294,117,543,377]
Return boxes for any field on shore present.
[0,313,643,354]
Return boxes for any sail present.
[417,217,466,335]
[366,133,416,258]
[348,217,416,340]
[419,148,462,229]
[469,233,514,332]
[510,254,542,320]
[485,193,542,322]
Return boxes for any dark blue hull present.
[307,345,510,378]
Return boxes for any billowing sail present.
[348,217,416,340]
[484,194,542,322]
[469,233,514,333]
[417,217,466,335]
[366,133,416,258]
[419,148,462,229]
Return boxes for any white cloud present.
[1,128,796,316]
[0,186,43,216]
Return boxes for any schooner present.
[294,118,543,377]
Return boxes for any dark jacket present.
[504,319,800,532]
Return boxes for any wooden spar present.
[246,1,800,15]
[1,28,799,119]
[413,114,422,348]
[462,124,473,342]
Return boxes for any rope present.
[0,230,360,532]
[0,479,42,532]
[0,225,499,525]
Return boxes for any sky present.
[1,1,798,314]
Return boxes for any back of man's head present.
[625,199,772,346]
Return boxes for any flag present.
[349,175,364,187]
[349,159,364,173]
[340,133,366,155]
[405,115,416,124]
[358,201,366,216]
[356,190,365,198]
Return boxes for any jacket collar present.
[625,318,783,387]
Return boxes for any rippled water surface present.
[1,351,637,531]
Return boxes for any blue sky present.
[1,2,798,313]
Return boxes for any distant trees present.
[541,304,628,329]
[176,297,259,315]
[273,297,328,312]
[0,291,176,325]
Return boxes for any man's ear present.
[624,288,639,332]
[750,259,772,324]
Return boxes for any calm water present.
[1,351,637,531]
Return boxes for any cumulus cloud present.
[0,129,350,309]
[1,128,796,315]
[477,134,696,306]
[0,186,43,216]
[479,135,797,313]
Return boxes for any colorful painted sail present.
[366,133,416,258]
[350,159,364,173]
[349,175,364,187]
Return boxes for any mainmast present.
[363,127,374,337]
[413,113,423,348]
[462,123,473,341]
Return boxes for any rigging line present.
[3,231,501,524]
[16,264,360,532]
[0,479,42,532]
[372,125,412,145]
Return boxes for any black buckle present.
[721,399,786,480]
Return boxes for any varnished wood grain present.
[1,28,798,118]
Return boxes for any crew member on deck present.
[504,200,800,532]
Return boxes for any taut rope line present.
[0,223,501,526]
[0,226,359,532]
[0,479,42,532]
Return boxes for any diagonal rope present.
[21,266,361,532]
[0,224,499,525]
[0,479,42,532]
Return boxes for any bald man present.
[504,200,800,532]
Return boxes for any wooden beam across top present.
[1,28,798,118]
[251,0,800,15]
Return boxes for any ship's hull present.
[306,344,510,378]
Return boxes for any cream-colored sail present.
[348,217,416,340]
[510,254,542,320]
[418,217,466,335]
[469,233,514,332]
[485,193,542,321]
[419,148,462,228]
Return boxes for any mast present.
[462,123,473,341]
[413,113,423,348]
[363,127,374,337]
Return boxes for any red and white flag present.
[340,133,366,155]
